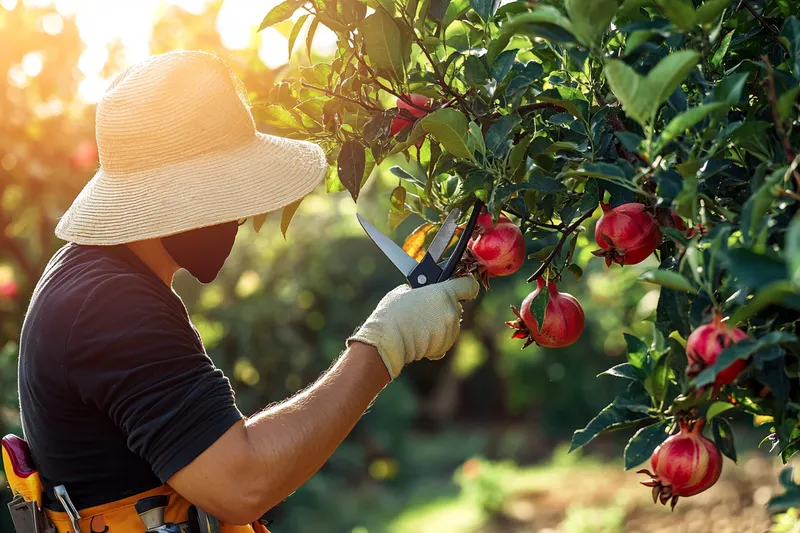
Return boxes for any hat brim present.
[55,133,327,245]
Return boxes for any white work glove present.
[347,276,481,379]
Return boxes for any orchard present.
[258,0,800,511]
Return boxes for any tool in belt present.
[3,434,267,533]
[356,199,484,288]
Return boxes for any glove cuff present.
[346,330,403,380]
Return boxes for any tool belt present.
[3,434,270,533]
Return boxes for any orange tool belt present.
[3,434,270,533]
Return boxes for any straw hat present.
[55,50,327,245]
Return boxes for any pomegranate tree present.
[639,418,723,510]
[592,203,662,267]
[506,279,584,349]
[259,0,800,515]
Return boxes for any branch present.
[763,55,800,189]
[526,209,595,283]
[741,0,779,34]
[413,37,472,112]
[300,82,381,111]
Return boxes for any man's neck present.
[125,239,180,286]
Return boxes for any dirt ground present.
[495,454,784,533]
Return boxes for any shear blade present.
[356,214,418,277]
[426,206,462,263]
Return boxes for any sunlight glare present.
[40,11,64,34]
[22,52,44,77]
[1,0,18,10]
[170,0,209,15]
[217,0,275,50]
[78,75,109,102]
[78,46,107,76]
[258,28,288,69]
[53,0,76,15]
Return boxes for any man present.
[14,50,479,531]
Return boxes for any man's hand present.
[348,276,480,379]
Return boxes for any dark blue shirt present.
[18,243,243,509]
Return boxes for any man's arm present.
[167,342,389,525]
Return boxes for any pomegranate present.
[506,278,585,348]
[638,418,723,509]
[461,212,525,286]
[656,208,697,238]
[592,203,661,266]
[0,279,17,300]
[390,94,430,143]
[686,314,749,386]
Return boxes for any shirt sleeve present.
[65,274,245,482]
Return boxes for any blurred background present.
[0,1,792,532]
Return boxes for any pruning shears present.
[357,199,484,288]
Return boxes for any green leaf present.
[740,166,783,244]
[565,0,618,46]
[567,263,583,280]
[486,32,512,64]
[485,115,521,156]
[644,351,671,405]
[280,197,304,238]
[288,14,309,57]
[625,333,648,370]
[252,213,268,233]
[778,86,800,122]
[624,420,670,470]
[787,215,800,284]
[768,467,800,514]
[655,0,695,30]
[390,165,425,187]
[259,0,302,30]
[262,105,304,130]
[711,30,734,67]
[695,0,732,24]
[467,121,486,155]
[529,281,550,332]
[361,10,404,77]
[645,50,700,118]
[655,103,724,150]
[337,140,366,201]
[712,418,737,462]
[780,16,800,78]
[579,179,599,214]
[695,332,799,388]
[470,0,499,22]
[388,186,409,230]
[306,18,320,59]
[712,72,749,107]
[570,384,651,452]
[420,109,474,160]
[508,135,531,175]
[603,59,650,126]
[528,175,567,192]
[706,401,736,421]
[598,363,640,380]
[491,49,518,83]
[626,30,655,54]
[729,280,799,325]
[638,269,698,293]
[501,6,577,43]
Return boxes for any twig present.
[741,0,779,34]
[300,82,381,111]
[777,186,800,201]
[413,36,471,111]
[763,56,800,189]
[526,209,595,282]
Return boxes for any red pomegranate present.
[656,208,697,238]
[592,203,661,266]
[0,279,17,300]
[390,94,430,139]
[686,314,749,386]
[463,212,525,286]
[639,418,722,509]
[71,140,98,171]
[506,278,585,348]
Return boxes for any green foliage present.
[260,0,800,500]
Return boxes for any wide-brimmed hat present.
[55,50,327,245]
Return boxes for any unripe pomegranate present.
[506,279,585,348]
[462,212,525,287]
[639,418,722,509]
[390,94,430,144]
[686,314,749,386]
[592,203,661,266]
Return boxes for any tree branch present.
[300,82,381,111]
[741,0,780,34]
[526,209,595,283]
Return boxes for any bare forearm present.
[244,341,389,510]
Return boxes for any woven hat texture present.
[56,49,326,245]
